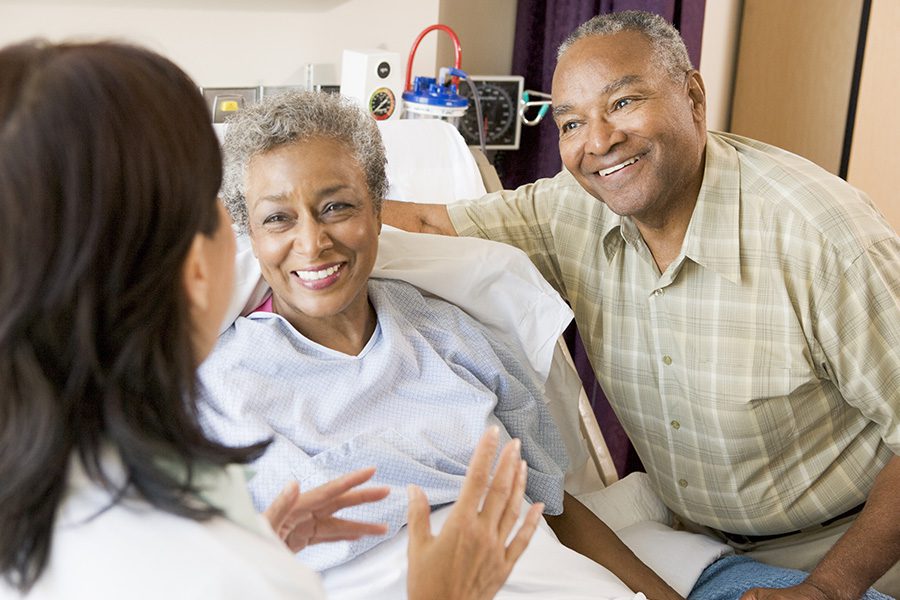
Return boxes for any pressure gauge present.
[368,87,396,121]
[457,76,524,150]
[341,50,402,122]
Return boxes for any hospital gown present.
[198,278,568,571]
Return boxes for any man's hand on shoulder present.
[382,199,457,236]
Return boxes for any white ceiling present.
[0,0,348,12]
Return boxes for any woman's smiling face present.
[245,137,381,333]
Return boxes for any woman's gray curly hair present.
[557,11,692,82]
[220,91,388,233]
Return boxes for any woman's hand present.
[406,426,544,600]
[263,468,390,553]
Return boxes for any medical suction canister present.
[401,24,487,152]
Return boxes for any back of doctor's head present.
[0,40,263,592]
[220,90,388,233]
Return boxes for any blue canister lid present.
[402,76,468,108]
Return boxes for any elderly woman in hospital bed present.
[200,91,682,600]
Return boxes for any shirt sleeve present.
[414,291,570,514]
[447,172,573,296]
[815,235,900,453]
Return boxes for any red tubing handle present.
[405,24,462,91]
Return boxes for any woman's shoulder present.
[368,278,508,360]
[369,278,478,327]
[201,309,304,377]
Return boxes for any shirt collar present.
[680,133,743,284]
[599,133,742,279]
[601,214,626,262]
[600,133,741,276]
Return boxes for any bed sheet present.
[320,475,732,599]
[320,500,643,600]
[581,473,734,597]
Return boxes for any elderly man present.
[383,10,900,600]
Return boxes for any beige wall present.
[436,0,518,76]
[729,0,863,175]
[0,0,441,87]
[723,0,898,234]
[846,0,900,233]
[0,1,740,113]
[698,0,742,132]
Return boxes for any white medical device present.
[340,50,403,122]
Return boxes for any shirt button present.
[653,289,664,297]
[678,478,688,488]
[671,420,681,430]
[663,355,672,365]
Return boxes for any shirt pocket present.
[695,361,808,404]
[691,360,818,459]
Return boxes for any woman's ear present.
[182,233,212,313]
[376,199,383,234]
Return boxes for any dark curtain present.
[505,0,707,188]
[507,0,706,477]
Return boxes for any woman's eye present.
[561,121,580,133]
[262,214,287,225]
[613,98,634,111]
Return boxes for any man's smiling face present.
[552,31,706,225]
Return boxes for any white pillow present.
[377,119,487,204]
[577,473,733,598]
[374,226,572,382]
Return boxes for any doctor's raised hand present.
[263,468,390,553]
[263,428,539,598]
[407,427,543,600]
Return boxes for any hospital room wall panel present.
[729,0,863,177]
[697,0,742,133]
[0,0,442,89]
[728,0,899,234]
[437,0,518,76]
[845,0,900,234]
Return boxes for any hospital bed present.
[220,118,731,598]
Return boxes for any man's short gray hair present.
[557,11,692,82]
[221,91,388,233]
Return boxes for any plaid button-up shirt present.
[449,131,900,535]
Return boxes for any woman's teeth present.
[598,156,640,176]
[295,264,341,281]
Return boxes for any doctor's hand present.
[406,427,544,600]
[263,468,390,553]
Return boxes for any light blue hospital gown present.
[198,278,568,571]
